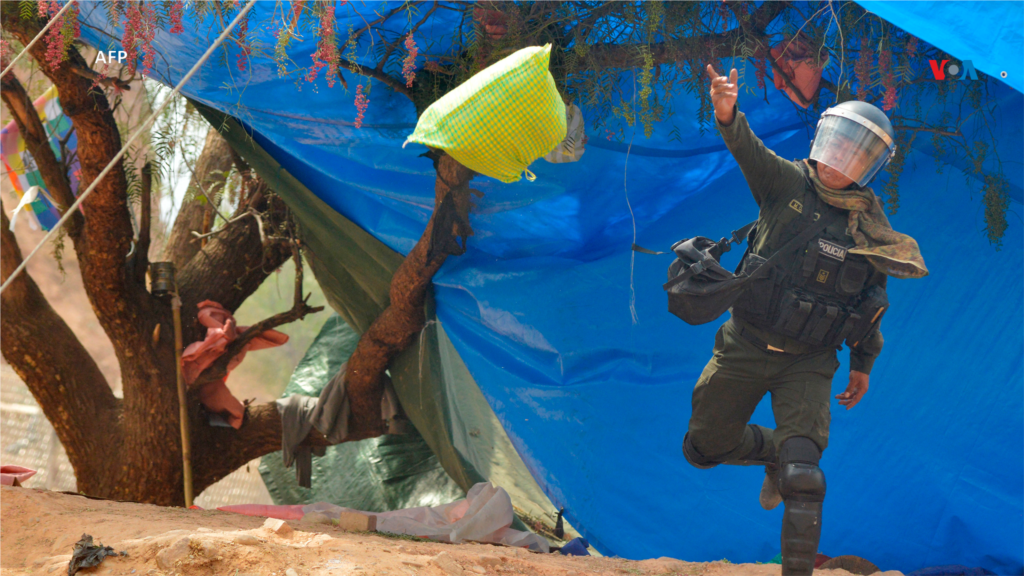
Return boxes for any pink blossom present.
[0,39,12,70]
[905,36,918,58]
[169,0,184,34]
[754,58,766,90]
[236,17,251,72]
[354,84,369,129]
[879,44,895,110]
[306,6,339,87]
[402,34,418,88]
[91,62,112,90]
[39,0,78,69]
[855,37,872,100]
[122,1,157,76]
[882,85,897,111]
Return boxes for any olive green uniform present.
[685,108,885,465]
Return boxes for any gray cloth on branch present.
[276,362,411,488]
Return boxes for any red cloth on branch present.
[182,300,289,429]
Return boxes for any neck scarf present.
[803,160,928,279]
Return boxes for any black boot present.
[778,437,825,576]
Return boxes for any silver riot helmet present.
[809,101,896,187]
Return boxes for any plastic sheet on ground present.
[303,483,549,552]
[0,465,36,486]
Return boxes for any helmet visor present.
[810,114,894,186]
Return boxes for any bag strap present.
[746,206,842,281]
[661,220,757,290]
[637,221,756,257]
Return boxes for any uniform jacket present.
[716,107,885,374]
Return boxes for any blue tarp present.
[78,2,1023,573]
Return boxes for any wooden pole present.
[171,289,194,507]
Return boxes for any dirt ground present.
[0,487,905,576]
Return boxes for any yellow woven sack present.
[404,44,567,183]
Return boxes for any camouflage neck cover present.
[804,160,928,279]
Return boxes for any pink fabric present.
[1,465,37,486]
[217,504,306,520]
[182,300,289,428]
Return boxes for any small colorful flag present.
[0,86,80,230]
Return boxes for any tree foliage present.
[31,1,1007,241]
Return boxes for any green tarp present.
[258,314,465,511]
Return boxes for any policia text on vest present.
[672,65,908,576]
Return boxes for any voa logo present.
[96,50,128,64]
[928,59,979,81]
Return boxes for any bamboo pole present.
[171,289,194,507]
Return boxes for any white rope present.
[1,0,258,295]
[626,70,639,325]
[0,1,74,80]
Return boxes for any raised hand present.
[706,64,739,126]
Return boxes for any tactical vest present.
[730,169,888,351]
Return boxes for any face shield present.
[810,107,895,187]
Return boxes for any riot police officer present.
[681,65,927,575]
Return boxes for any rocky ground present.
[0,487,903,576]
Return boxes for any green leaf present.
[20,0,34,21]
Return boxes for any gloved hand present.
[706,64,738,126]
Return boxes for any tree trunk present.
[163,129,236,269]
[0,13,295,505]
[345,154,476,439]
[188,154,476,487]
[0,210,121,494]
[0,10,477,505]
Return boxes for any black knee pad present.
[682,433,718,470]
[778,437,825,502]
[739,424,776,465]
[779,436,822,466]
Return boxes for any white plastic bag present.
[543,104,586,164]
[302,482,549,552]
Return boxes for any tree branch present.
[133,163,153,284]
[189,243,324,390]
[187,400,333,494]
[728,1,812,107]
[163,128,234,269]
[3,12,150,348]
[895,124,962,138]
[187,156,476,484]
[375,2,440,75]
[342,58,413,100]
[0,207,121,492]
[0,71,82,233]
[175,182,292,343]
[344,153,475,439]
[350,2,425,46]
[579,1,786,70]
[69,60,132,92]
